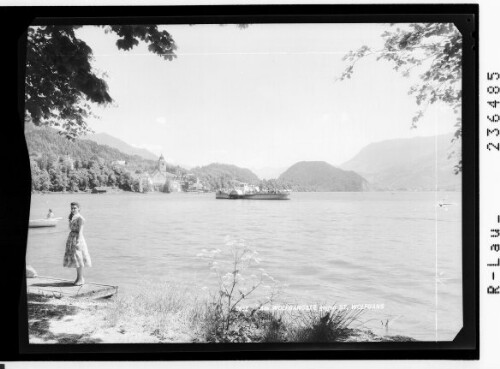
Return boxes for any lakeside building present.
[149,154,188,192]
[147,155,209,192]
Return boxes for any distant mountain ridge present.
[341,133,461,191]
[27,126,460,192]
[278,161,368,191]
[84,132,159,161]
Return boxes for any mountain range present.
[25,125,153,167]
[340,133,461,191]
[84,132,159,161]
[38,128,461,192]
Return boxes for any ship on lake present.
[240,190,290,200]
[216,182,290,200]
[215,189,231,199]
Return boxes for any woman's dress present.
[63,214,92,268]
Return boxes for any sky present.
[77,23,459,170]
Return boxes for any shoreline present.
[31,189,461,195]
[27,293,417,344]
[32,188,126,195]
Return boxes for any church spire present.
[158,154,166,172]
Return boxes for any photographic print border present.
[0,3,478,361]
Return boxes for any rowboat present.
[29,217,62,228]
[437,200,456,208]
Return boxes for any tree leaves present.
[25,25,178,138]
[109,25,177,61]
[338,23,462,171]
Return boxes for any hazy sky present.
[78,23,458,169]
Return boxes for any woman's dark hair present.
[68,202,81,221]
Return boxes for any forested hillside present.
[191,163,260,190]
[25,125,179,192]
[85,132,159,161]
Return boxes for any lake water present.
[26,191,462,341]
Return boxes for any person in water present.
[63,202,91,285]
[47,209,54,219]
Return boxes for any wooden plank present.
[27,276,118,299]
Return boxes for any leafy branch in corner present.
[25,25,177,139]
[338,23,462,172]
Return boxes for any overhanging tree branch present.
[25,25,177,139]
[338,23,462,173]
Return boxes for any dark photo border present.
[0,3,478,361]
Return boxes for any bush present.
[198,237,281,342]
[288,306,364,342]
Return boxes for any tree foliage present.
[339,23,462,172]
[29,155,135,193]
[25,25,177,138]
[27,125,156,193]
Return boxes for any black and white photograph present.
[23,20,464,345]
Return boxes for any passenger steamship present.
[215,182,290,200]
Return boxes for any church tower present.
[158,154,167,173]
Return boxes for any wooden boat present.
[27,276,118,299]
[438,200,456,208]
[29,217,62,228]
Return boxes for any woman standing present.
[63,202,91,285]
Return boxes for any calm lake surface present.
[26,191,462,341]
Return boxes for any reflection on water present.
[26,191,462,341]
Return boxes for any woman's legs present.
[75,267,84,285]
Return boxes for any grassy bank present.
[28,287,416,344]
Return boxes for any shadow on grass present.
[28,293,103,344]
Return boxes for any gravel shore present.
[28,293,416,344]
